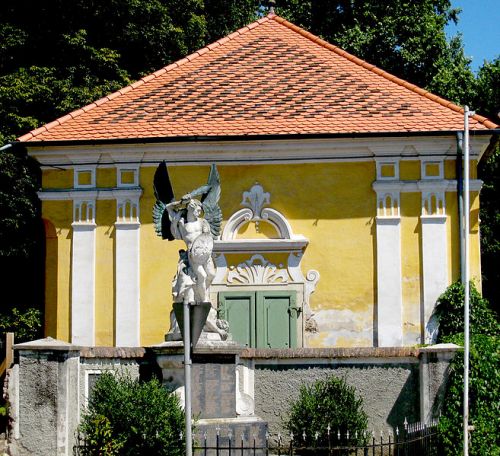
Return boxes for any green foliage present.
[0,145,41,257]
[78,373,185,456]
[474,57,500,122]
[0,307,42,343]
[437,334,500,456]
[475,58,500,307]
[204,0,258,42]
[434,281,498,342]
[81,415,125,456]
[0,144,44,318]
[285,376,368,449]
[479,144,500,308]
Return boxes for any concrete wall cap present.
[418,343,461,353]
[240,347,420,359]
[14,336,82,351]
[80,346,146,358]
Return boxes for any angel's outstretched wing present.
[152,161,175,240]
[201,164,222,239]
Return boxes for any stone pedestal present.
[152,338,267,450]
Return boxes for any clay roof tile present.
[18,14,498,142]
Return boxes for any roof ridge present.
[17,15,274,142]
[270,15,498,130]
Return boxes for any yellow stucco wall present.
[40,157,482,347]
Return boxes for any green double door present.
[218,290,298,348]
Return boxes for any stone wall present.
[240,346,456,438]
[6,340,459,455]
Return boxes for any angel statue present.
[153,162,229,340]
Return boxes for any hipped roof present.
[18,13,498,143]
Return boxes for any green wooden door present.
[218,290,297,348]
[218,292,255,347]
[257,291,297,349]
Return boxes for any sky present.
[446,0,500,72]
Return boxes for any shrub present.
[284,376,368,450]
[434,281,498,341]
[78,372,185,456]
[0,307,42,342]
[437,333,500,456]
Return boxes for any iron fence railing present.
[191,420,438,455]
[74,419,438,456]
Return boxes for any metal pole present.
[183,301,192,456]
[456,132,465,281]
[463,106,471,456]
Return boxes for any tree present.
[437,334,500,456]
[434,281,499,455]
[204,0,258,42]
[473,57,500,308]
[434,281,498,343]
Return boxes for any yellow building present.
[18,14,497,348]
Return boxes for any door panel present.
[257,291,297,349]
[218,292,255,347]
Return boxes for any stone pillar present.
[71,198,96,345]
[115,194,141,346]
[419,344,460,424]
[9,338,81,456]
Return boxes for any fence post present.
[6,333,14,369]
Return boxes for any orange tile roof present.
[18,14,498,143]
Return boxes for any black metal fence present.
[192,420,438,456]
[74,420,438,455]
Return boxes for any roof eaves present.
[270,15,498,130]
[18,128,500,150]
[18,15,273,143]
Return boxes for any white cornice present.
[38,187,143,201]
[213,238,309,253]
[26,135,492,167]
[372,179,482,193]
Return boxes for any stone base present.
[194,417,268,455]
[152,339,267,440]
[166,330,236,344]
[165,331,182,341]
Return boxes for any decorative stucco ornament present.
[153,162,229,340]
[241,183,270,219]
[227,254,289,285]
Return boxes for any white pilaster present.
[71,216,96,346]
[376,217,403,346]
[419,178,448,343]
[421,215,448,343]
[114,195,141,346]
[374,161,403,347]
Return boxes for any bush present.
[284,376,368,450]
[437,334,500,456]
[434,281,498,341]
[78,372,185,456]
[0,307,42,342]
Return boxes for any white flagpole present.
[183,302,192,456]
[463,105,474,456]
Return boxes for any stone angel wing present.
[152,161,175,240]
[189,164,222,239]
[201,164,223,239]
